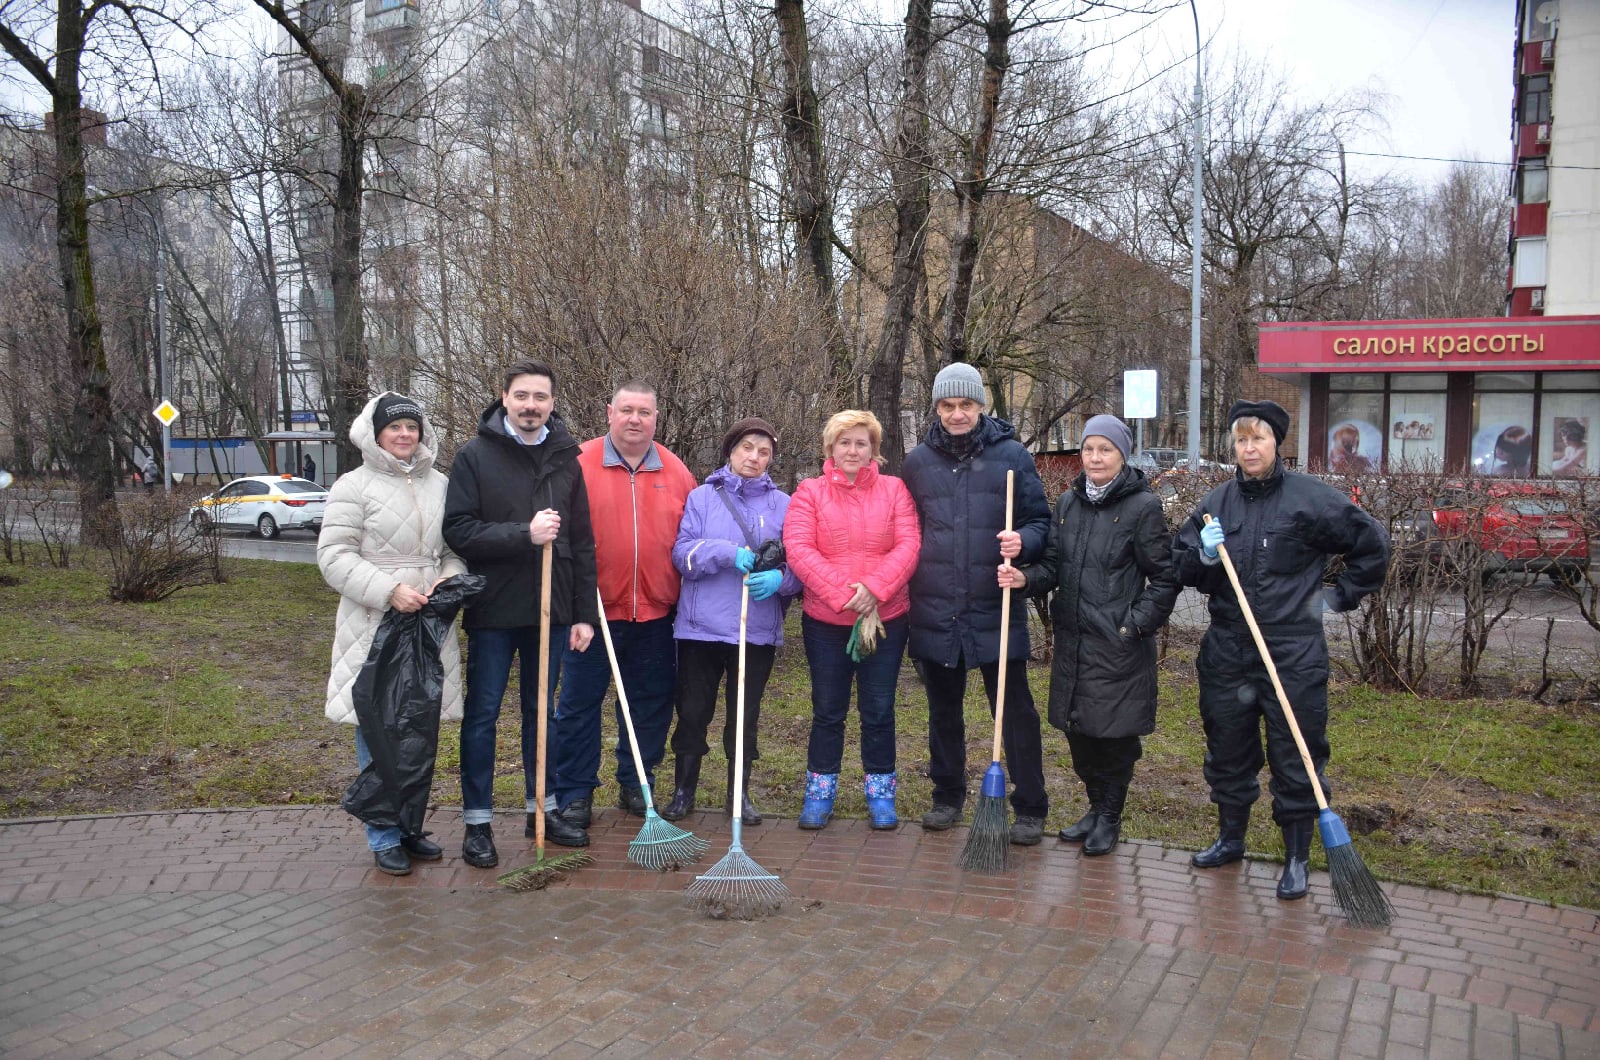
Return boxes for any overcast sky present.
[4,0,1514,188]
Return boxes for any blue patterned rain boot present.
[865,772,898,830]
[798,771,838,830]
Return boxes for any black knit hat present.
[1227,399,1289,445]
[373,394,425,441]
[721,417,779,462]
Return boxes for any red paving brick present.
[1,805,1597,1057]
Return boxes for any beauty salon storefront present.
[1258,316,1600,478]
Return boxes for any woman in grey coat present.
[1001,415,1179,855]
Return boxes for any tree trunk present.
[941,0,1010,367]
[773,0,834,308]
[869,0,935,473]
[51,3,118,544]
[330,86,368,477]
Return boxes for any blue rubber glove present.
[1200,521,1226,558]
[734,546,756,572]
[745,569,783,601]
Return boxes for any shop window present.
[1388,391,1446,470]
[1540,374,1599,478]
[1327,388,1385,474]
[1328,373,1447,472]
[1473,374,1535,476]
[1519,159,1549,205]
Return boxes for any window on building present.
[1513,237,1548,287]
[1525,0,1558,42]
[1519,158,1549,204]
[1521,75,1551,125]
[1473,373,1536,476]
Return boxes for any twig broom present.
[686,581,788,918]
[962,469,1015,874]
[594,589,708,870]
[499,543,593,891]
[1206,514,1393,927]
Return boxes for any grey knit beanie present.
[930,362,987,407]
[1081,414,1133,461]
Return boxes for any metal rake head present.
[960,795,1015,874]
[685,848,788,920]
[628,813,710,871]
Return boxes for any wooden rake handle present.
[534,542,554,852]
[991,469,1015,763]
[1204,514,1330,813]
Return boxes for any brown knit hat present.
[720,417,779,462]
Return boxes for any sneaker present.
[1010,815,1045,846]
[920,804,962,831]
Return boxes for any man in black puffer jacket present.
[1172,399,1387,902]
[902,363,1052,845]
[443,359,601,869]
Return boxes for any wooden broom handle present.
[991,470,1014,763]
[534,542,554,850]
[1204,514,1330,812]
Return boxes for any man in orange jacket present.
[551,381,697,830]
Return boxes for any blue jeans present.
[460,624,566,825]
[802,613,909,775]
[553,615,676,806]
[354,729,401,852]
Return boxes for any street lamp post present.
[1186,0,1204,470]
[154,207,170,495]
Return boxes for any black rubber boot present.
[1191,804,1251,868]
[725,761,762,826]
[1083,783,1126,857]
[1276,818,1313,900]
[1058,782,1102,843]
[661,754,701,822]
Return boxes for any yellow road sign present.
[153,400,180,426]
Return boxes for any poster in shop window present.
[1551,417,1589,478]
[1326,419,1382,475]
[1472,424,1534,477]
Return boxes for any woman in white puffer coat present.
[318,392,466,875]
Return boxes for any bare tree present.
[773,0,836,309]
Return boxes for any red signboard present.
[1258,315,1600,374]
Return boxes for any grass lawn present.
[1,553,1596,909]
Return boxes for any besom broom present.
[685,580,788,918]
[1205,514,1393,927]
[594,589,709,871]
[499,543,593,891]
[962,469,1016,874]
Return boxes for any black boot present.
[661,754,701,822]
[1276,818,1313,900]
[726,761,762,826]
[1083,783,1126,857]
[1058,782,1101,843]
[1191,804,1250,868]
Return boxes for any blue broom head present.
[979,761,1007,799]
[1317,808,1352,850]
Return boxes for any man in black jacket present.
[1172,399,1388,900]
[443,359,600,868]
[902,362,1053,845]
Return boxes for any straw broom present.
[686,581,788,918]
[1206,515,1393,927]
[594,589,709,871]
[962,469,1016,874]
[499,543,593,891]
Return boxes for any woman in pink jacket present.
[783,409,921,830]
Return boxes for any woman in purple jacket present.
[662,418,802,825]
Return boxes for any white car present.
[189,475,328,538]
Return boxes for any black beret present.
[1227,399,1289,445]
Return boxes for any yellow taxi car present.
[189,475,328,539]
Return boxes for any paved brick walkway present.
[1,807,1596,1057]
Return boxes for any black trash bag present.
[752,537,786,573]
[342,573,486,837]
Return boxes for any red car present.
[1430,483,1590,586]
